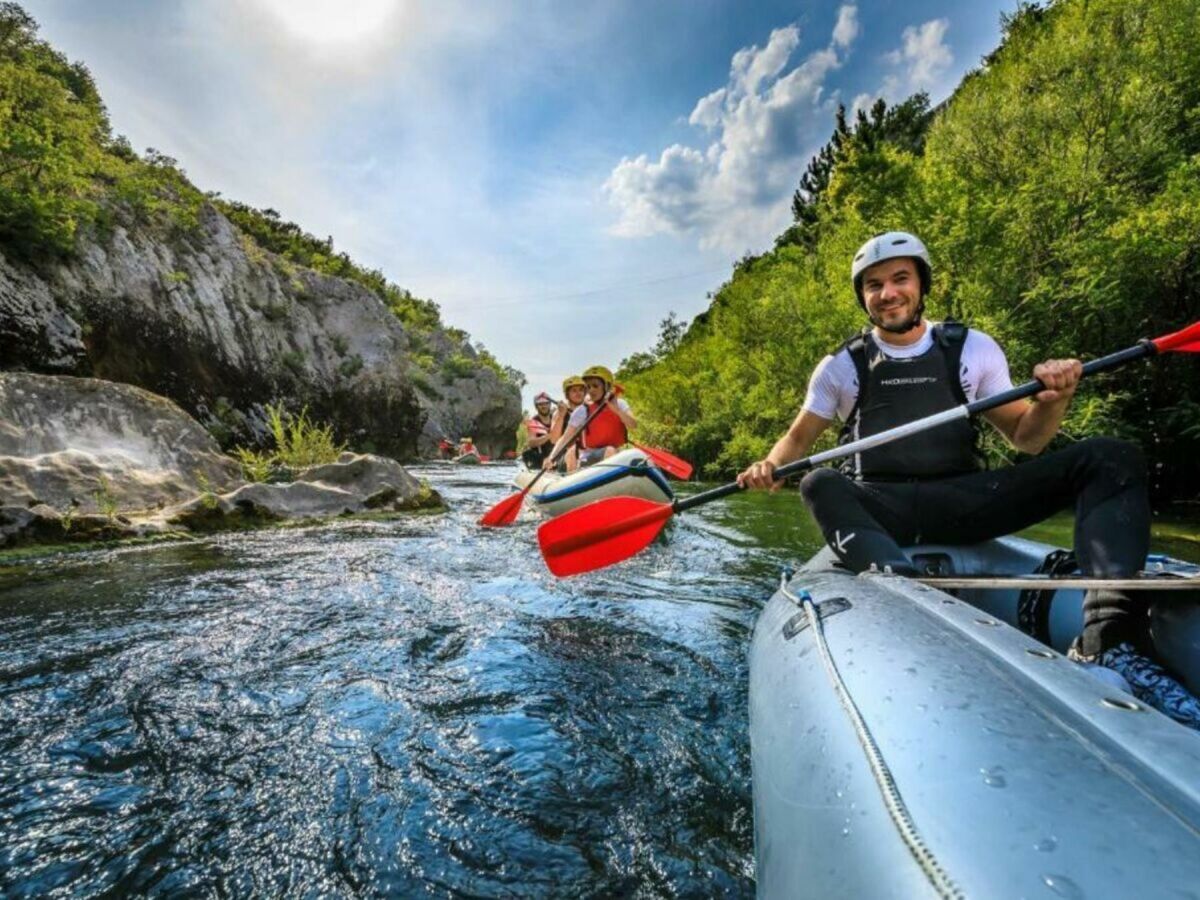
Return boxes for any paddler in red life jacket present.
[457,436,476,456]
[544,365,637,472]
[520,392,556,469]
[437,437,454,459]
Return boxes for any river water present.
[1,462,1197,897]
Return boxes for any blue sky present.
[25,0,1017,408]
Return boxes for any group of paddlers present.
[520,365,637,473]
[437,437,477,459]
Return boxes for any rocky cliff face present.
[0,203,520,457]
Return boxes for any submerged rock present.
[164,452,442,531]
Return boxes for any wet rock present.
[0,372,243,516]
[0,373,443,548]
[164,452,442,531]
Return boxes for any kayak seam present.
[783,578,965,900]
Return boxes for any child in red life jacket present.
[543,365,637,472]
[551,375,588,471]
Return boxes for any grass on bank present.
[234,403,345,481]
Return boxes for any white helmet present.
[851,231,932,304]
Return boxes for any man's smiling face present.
[861,257,921,331]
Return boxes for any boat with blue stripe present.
[513,447,673,518]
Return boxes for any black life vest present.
[837,321,980,481]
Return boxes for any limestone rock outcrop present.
[0,202,520,458]
[0,372,242,514]
[0,374,443,548]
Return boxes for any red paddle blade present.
[634,443,694,480]
[478,489,527,527]
[538,496,674,577]
[1153,321,1200,353]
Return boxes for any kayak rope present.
[781,576,965,900]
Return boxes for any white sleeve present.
[615,398,631,413]
[568,406,587,428]
[802,352,855,421]
[966,331,1015,401]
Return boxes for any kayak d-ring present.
[1101,696,1144,712]
[781,597,851,640]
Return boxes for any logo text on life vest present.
[879,376,938,386]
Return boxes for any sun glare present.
[257,0,402,46]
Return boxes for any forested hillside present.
[0,3,522,455]
[620,0,1200,499]
[0,2,520,391]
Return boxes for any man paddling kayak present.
[737,231,1200,727]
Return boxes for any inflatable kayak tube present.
[750,535,1200,899]
[512,447,673,518]
[453,451,482,465]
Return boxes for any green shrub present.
[441,353,476,380]
[266,402,344,468]
[92,475,118,520]
[233,447,273,483]
[232,403,344,478]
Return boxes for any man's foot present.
[1070,640,1200,730]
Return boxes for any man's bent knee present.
[1072,437,1147,483]
[799,467,854,509]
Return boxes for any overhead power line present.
[445,265,731,310]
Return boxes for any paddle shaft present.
[674,338,1157,514]
[915,575,1198,591]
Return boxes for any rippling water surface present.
[3,463,1198,898]
[0,464,819,897]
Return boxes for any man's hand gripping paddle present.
[537,321,1200,576]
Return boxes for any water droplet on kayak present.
[1035,836,1058,852]
[980,766,1006,787]
[1041,873,1084,899]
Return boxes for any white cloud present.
[605,7,858,250]
[886,18,953,93]
[846,18,955,126]
[832,5,860,49]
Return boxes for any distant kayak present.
[513,447,672,518]
[453,451,483,465]
[750,535,1200,898]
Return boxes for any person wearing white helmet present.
[521,391,556,469]
[737,230,1199,728]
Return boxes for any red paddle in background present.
[480,389,696,526]
[632,444,693,480]
[478,395,613,527]
[538,321,1200,576]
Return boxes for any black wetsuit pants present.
[521,445,551,469]
[798,437,1150,655]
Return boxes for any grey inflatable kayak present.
[749,535,1200,899]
